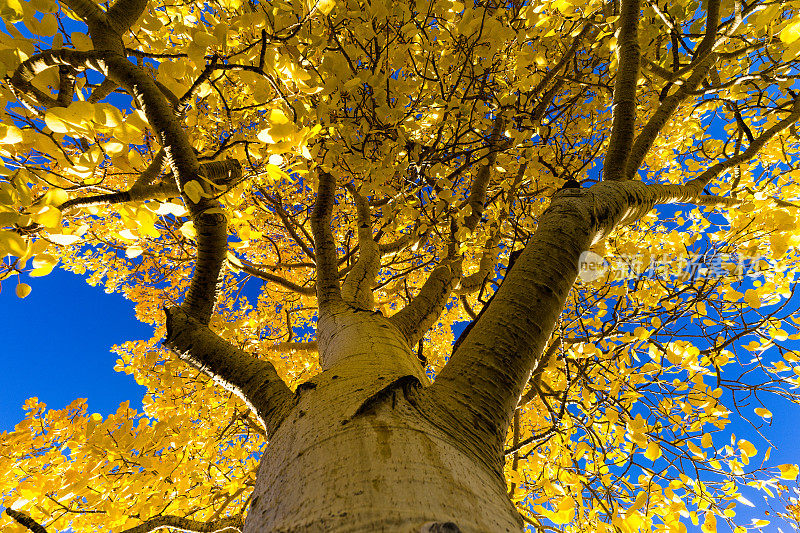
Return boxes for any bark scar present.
[351,375,421,419]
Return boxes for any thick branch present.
[457,161,526,294]
[387,111,512,343]
[684,95,800,193]
[5,509,48,533]
[119,514,243,533]
[103,55,228,323]
[164,307,294,435]
[602,0,641,181]
[426,163,800,461]
[13,47,229,324]
[234,256,315,295]
[426,189,593,464]
[341,184,380,309]
[463,110,508,231]
[59,157,240,213]
[311,171,343,312]
[456,229,500,295]
[625,0,720,177]
[59,182,177,212]
[625,55,715,178]
[106,0,149,37]
[389,258,462,346]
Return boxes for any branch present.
[310,170,343,312]
[12,47,229,324]
[625,54,715,178]
[5,509,48,533]
[602,0,641,181]
[164,307,294,435]
[388,258,462,346]
[457,161,526,295]
[625,0,721,177]
[425,188,593,463]
[119,514,243,533]
[456,228,500,295]
[9,49,104,114]
[387,111,512,343]
[463,110,508,231]
[88,77,120,103]
[59,157,240,214]
[341,184,380,309]
[59,181,178,212]
[232,255,315,295]
[684,94,800,193]
[103,55,228,323]
[423,98,800,455]
[529,23,597,100]
[518,336,562,407]
[264,341,319,352]
[260,193,316,261]
[106,0,149,37]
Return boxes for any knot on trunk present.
[420,522,461,532]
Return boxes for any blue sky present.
[0,267,149,432]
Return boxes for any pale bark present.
[602,0,641,181]
[389,259,463,346]
[163,307,294,435]
[246,310,523,533]
[625,0,720,178]
[311,170,345,315]
[341,185,380,310]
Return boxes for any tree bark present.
[244,309,524,533]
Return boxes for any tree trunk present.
[244,308,524,533]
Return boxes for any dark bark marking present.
[420,521,461,532]
[352,375,421,418]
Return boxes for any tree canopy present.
[1,0,800,531]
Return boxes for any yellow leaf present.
[644,441,662,460]
[180,221,196,239]
[778,464,799,480]
[155,201,188,217]
[193,31,218,49]
[0,229,27,257]
[126,245,143,259]
[743,289,761,309]
[31,205,62,228]
[257,109,297,144]
[738,439,756,458]
[16,282,31,298]
[780,20,800,44]
[0,124,23,144]
[701,511,717,533]
[42,188,68,206]
[183,180,204,204]
[315,0,335,15]
[0,0,24,22]
[753,407,772,419]
[48,233,81,246]
[30,254,58,277]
